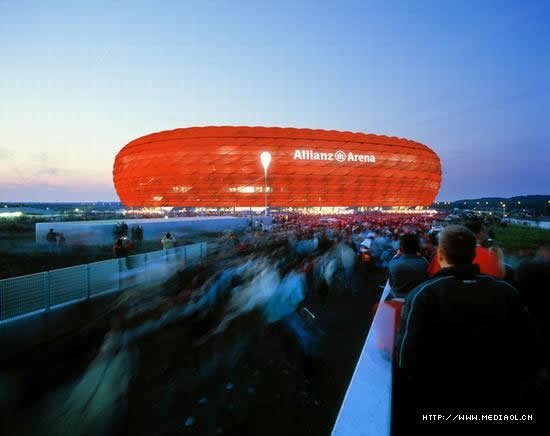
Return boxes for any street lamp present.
[260,151,272,216]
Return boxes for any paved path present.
[1,262,385,436]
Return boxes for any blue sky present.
[1,0,549,201]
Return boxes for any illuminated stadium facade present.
[113,126,441,208]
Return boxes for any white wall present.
[36,216,249,246]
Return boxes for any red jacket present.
[427,245,504,279]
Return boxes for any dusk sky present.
[1,0,549,202]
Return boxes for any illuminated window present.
[227,186,272,193]
[171,186,192,193]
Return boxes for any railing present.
[0,242,207,323]
[332,281,404,436]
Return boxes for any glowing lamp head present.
[260,151,272,174]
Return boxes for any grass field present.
[493,224,550,254]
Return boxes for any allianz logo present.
[293,149,376,163]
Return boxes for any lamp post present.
[260,151,272,216]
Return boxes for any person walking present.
[57,232,66,253]
[388,233,428,298]
[113,236,132,258]
[46,228,58,254]
[161,232,176,250]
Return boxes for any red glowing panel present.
[113,126,441,207]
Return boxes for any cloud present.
[35,166,71,177]
[1,162,75,188]
[0,183,118,202]
[0,146,13,160]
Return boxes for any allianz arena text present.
[113,126,442,208]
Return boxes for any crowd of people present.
[26,211,549,434]
[238,211,548,432]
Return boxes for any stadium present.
[113,126,442,208]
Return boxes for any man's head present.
[465,218,484,243]
[437,225,476,268]
[399,233,420,255]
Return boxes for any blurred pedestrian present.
[161,232,176,250]
[46,228,58,254]
[113,236,132,258]
[57,232,66,253]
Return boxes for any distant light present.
[0,211,22,218]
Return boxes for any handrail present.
[332,281,397,436]
[0,242,207,324]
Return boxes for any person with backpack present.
[113,236,132,258]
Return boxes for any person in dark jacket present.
[395,225,530,410]
[113,236,132,258]
[516,246,550,361]
[46,228,58,253]
[388,233,428,298]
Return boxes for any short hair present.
[465,218,483,235]
[438,225,476,265]
[399,233,420,255]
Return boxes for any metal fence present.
[0,242,207,322]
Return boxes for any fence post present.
[44,272,51,313]
[86,264,91,299]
